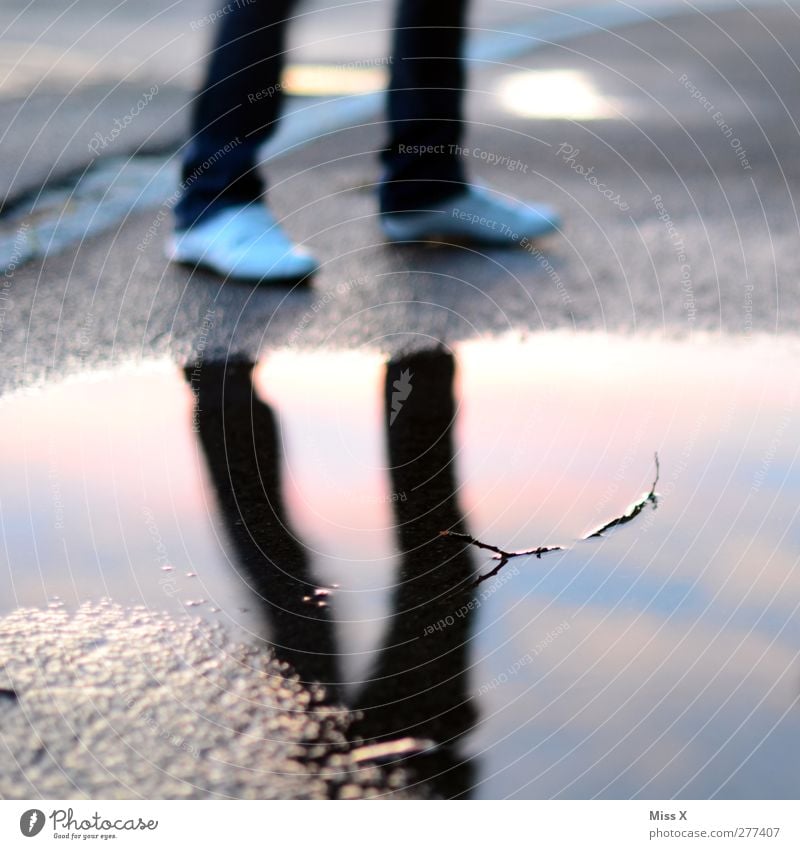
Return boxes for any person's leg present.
[378,0,560,244]
[379,0,469,215]
[169,0,317,282]
[175,0,296,230]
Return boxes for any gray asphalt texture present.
[2,4,799,397]
[2,0,800,799]
[0,604,424,799]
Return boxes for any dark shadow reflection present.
[184,359,340,691]
[185,348,478,797]
[350,348,478,797]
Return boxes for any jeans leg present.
[380,0,470,214]
[175,0,297,230]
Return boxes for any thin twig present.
[440,531,564,562]
[442,453,660,590]
[583,452,660,539]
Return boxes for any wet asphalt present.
[2,3,800,395]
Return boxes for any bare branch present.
[441,453,660,589]
[583,452,660,539]
[440,531,563,561]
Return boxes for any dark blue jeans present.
[175,0,469,230]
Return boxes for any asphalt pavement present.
[1,0,799,393]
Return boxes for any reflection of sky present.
[468,594,800,799]
[0,364,256,626]
[1,333,799,797]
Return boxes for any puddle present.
[1,333,799,798]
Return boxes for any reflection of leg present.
[352,349,477,797]
[186,360,339,691]
[175,0,296,229]
[380,0,469,213]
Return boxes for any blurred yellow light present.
[498,69,615,120]
[281,64,388,97]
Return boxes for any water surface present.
[1,333,798,798]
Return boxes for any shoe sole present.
[380,221,560,246]
[166,245,317,286]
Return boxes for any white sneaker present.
[380,186,560,246]
[166,204,318,282]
